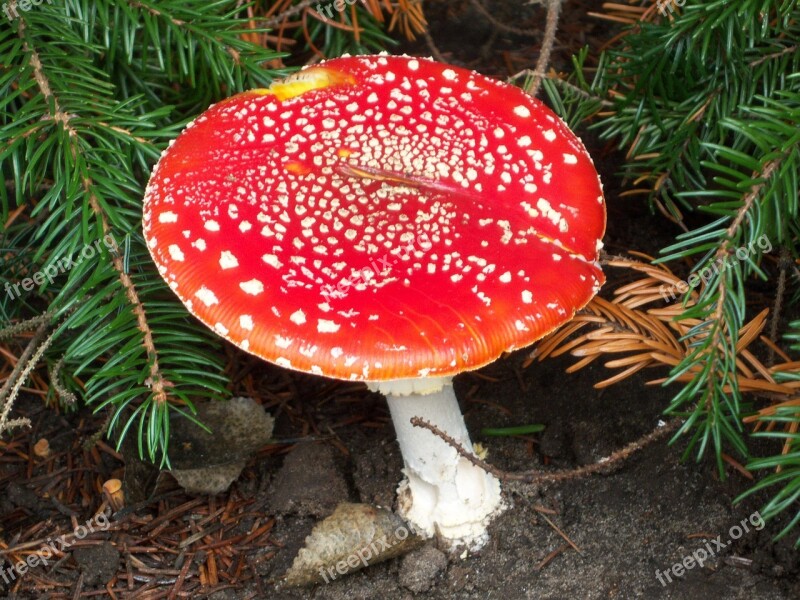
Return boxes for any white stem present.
[382,382,504,551]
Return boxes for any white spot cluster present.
[142,55,604,381]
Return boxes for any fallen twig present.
[410,416,682,483]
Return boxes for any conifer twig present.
[16,5,170,406]
[0,321,50,435]
[468,0,539,37]
[525,0,562,97]
[410,416,681,483]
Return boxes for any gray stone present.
[267,442,349,517]
[168,397,273,494]
[398,544,448,593]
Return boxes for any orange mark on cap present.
[285,161,312,176]
[267,67,357,101]
[336,148,354,158]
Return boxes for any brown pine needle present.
[534,511,582,554]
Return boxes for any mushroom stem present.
[382,381,504,551]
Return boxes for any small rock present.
[539,422,568,459]
[267,443,349,517]
[171,461,247,496]
[398,544,448,593]
[570,420,615,465]
[168,397,273,495]
[73,542,120,585]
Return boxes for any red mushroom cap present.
[142,54,605,381]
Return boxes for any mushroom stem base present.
[385,384,503,551]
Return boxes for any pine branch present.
[0,319,50,435]
[1,0,291,463]
[540,0,800,541]
[12,2,170,406]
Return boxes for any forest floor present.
[2,0,799,599]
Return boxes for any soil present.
[2,1,799,599]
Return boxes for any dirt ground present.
[2,0,799,599]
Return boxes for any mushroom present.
[142,55,606,551]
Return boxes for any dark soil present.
[2,1,799,599]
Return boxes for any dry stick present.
[536,543,570,569]
[261,0,319,28]
[534,511,581,553]
[49,355,77,405]
[422,29,446,63]
[0,312,53,340]
[524,0,562,98]
[767,247,790,366]
[409,416,682,483]
[469,0,541,37]
[0,320,50,435]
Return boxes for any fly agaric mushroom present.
[142,54,605,551]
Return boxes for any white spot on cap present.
[497,220,512,244]
[275,335,291,349]
[168,245,185,261]
[240,315,254,330]
[214,322,229,335]
[564,153,578,164]
[276,357,291,368]
[195,287,218,306]
[499,271,511,283]
[240,279,264,295]
[290,309,306,325]
[331,347,344,358]
[408,59,419,70]
[442,68,457,81]
[518,135,532,147]
[522,290,533,303]
[219,251,239,269]
[262,254,283,269]
[514,105,531,118]
[204,220,220,232]
[159,211,178,223]
[543,129,556,141]
[192,239,206,251]
[318,319,340,333]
